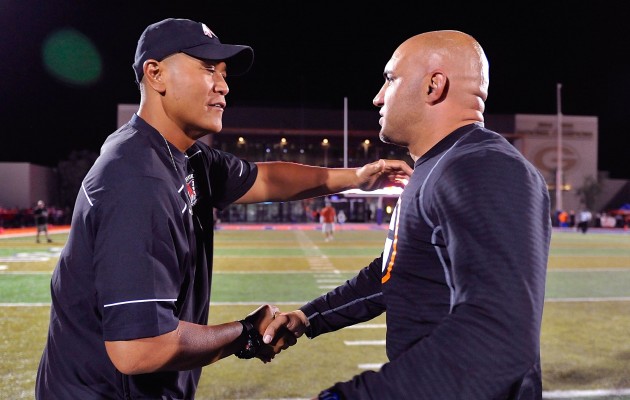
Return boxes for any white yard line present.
[294,231,341,291]
[358,363,384,370]
[543,388,630,398]
[346,324,386,329]
[344,340,386,346]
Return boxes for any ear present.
[143,59,166,93]
[426,71,447,104]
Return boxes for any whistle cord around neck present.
[159,133,178,174]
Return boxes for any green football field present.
[1,227,629,399]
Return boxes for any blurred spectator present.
[599,213,616,228]
[337,210,347,225]
[213,208,221,230]
[320,199,337,242]
[558,210,569,227]
[577,209,592,234]
[34,200,52,243]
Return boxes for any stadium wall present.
[0,162,58,208]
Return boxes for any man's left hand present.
[356,159,412,191]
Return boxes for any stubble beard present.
[379,130,401,147]
[379,130,408,150]
[379,131,391,145]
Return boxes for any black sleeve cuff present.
[318,387,345,400]
[299,303,317,338]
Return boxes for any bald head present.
[373,30,490,159]
[399,30,489,102]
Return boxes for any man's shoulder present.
[458,124,508,147]
[452,125,530,165]
[83,128,172,197]
[102,122,149,151]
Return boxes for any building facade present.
[117,104,605,223]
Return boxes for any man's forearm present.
[237,159,412,204]
[105,304,283,374]
[105,320,244,374]
[237,162,360,203]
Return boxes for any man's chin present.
[379,132,394,145]
[192,124,222,139]
[379,133,407,149]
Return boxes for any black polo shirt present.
[36,114,257,399]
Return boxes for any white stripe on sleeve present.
[81,183,94,206]
[104,298,177,308]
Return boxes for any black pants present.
[577,221,589,233]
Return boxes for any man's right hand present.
[245,305,300,362]
[262,310,309,345]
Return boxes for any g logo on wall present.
[531,145,579,174]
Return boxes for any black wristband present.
[235,319,263,359]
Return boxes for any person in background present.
[320,199,337,242]
[577,209,593,234]
[337,209,347,225]
[34,200,52,243]
[35,18,412,400]
[212,207,221,230]
[558,210,569,227]
[264,30,551,400]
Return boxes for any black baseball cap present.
[133,18,254,83]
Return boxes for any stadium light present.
[362,139,370,158]
[321,138,330,167]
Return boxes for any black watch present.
[235,319,263,359]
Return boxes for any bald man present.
[264,31,551,400]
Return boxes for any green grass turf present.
[545,270,630,298]
[0,275,52,303]
[0,306,50,400]
[1,228,629,399]
[541,302,630,391]
[4,269,630,304]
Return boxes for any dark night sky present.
[1,1,628,179]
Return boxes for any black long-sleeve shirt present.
[301,123,551,400]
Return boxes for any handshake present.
[235,305,339,400]
[235,304,308,363]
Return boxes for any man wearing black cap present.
[35,18,412,399]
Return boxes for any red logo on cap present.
[201,23,216,39]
